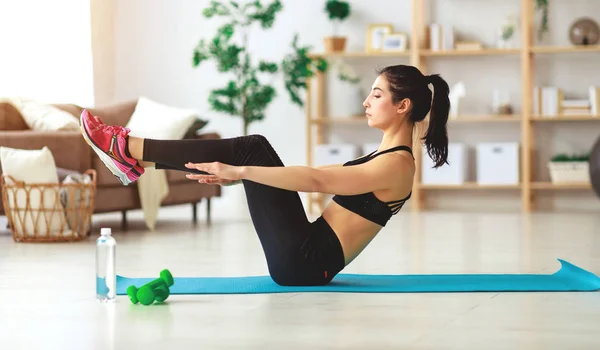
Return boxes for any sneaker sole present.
[80,113,132,186]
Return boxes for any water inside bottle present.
[96,231,116,302]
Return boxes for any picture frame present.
[366,24,393,52]
[381,32,409,52]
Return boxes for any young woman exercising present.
[80,64,450,287]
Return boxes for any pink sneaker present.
[80,110,144,185]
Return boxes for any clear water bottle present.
[96,227,116,302]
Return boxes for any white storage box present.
[422,143,467,185]
[314,144,359,166]
[548,161,590,183]
[476,142,520,185]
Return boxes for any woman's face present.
[363,74,409,129]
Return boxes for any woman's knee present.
[234,134,283,167]
[234,134,269,152]
[246,134,272,150]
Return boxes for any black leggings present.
[142,134,346,286]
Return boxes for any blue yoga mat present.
[115,259,600,295]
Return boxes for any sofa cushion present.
[125,96,200,140]
[54,100,138,127]
[0,102,29,131]
[7,97,79,131]
[0,130,92,174]
[165,168,190,183]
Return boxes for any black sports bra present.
[331,145,413,227]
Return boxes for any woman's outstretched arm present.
[186,155,412,195]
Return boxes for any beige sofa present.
[0,100,221,227]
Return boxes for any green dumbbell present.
[127,285,140,304]
[127,269,174,305]
[154,284,170,303]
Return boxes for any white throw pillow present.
[0,146,66,237]
[125,96,199,139]
[124,97,198,230]
[7,97,80,131]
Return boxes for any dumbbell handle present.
[142,278,167,291]
[140,270,174,290]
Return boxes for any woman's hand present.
[184,162,243,186]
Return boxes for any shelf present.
[531,182,592,190]
[531,115,600,121]
[421,48,520,56]
[310,115,521,125]
[419,182,592,191]
[419,182,521,190]
[309,51,410,58]
[531,45,600,54]
[308,46,600,59]
[449,114,521,123]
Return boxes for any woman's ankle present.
[138,160,155,168]
[127,136,145,160]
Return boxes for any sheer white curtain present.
[0,0,95,106]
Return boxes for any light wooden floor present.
[1,207,599,349]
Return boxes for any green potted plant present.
[535,0,549,41]
[323,0,351,53]
[548,152,590,184]
[192,0,327,135]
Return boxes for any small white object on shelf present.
[548,161,590,183]
[314,144,359,166]
[422,143,467,185]
[476,142,520,185]
[590,86,600,116]
[448,82,466,118]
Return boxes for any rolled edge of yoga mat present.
[554,259,600,290]
[115,259,600,295]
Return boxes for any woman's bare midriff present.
[321,202,384,265]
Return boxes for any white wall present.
[106,0,600,219]
[0,0,95,106]
[90,0,117,106]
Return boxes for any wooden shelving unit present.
[531,45,600,54]
[421,48,521,56]
[419,182,522,190]
[531,182,592,190]
[304,0,598,214]
[531,115,600,121]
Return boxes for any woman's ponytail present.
[422,74,450,168]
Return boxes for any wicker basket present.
[1,169,97,242]
[547,161,590,184]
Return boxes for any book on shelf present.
[590,86,600,115]
[428,23,455,50]
[455,41,482,50]
[560,98,590,115]
[533,86,599,117]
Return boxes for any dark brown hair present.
[377,64,450,168]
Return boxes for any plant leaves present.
[208,80,241,116]
[258,61,278,73]
[203,0,231,18]
[247,0,283,28]
[325,0,350,21]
